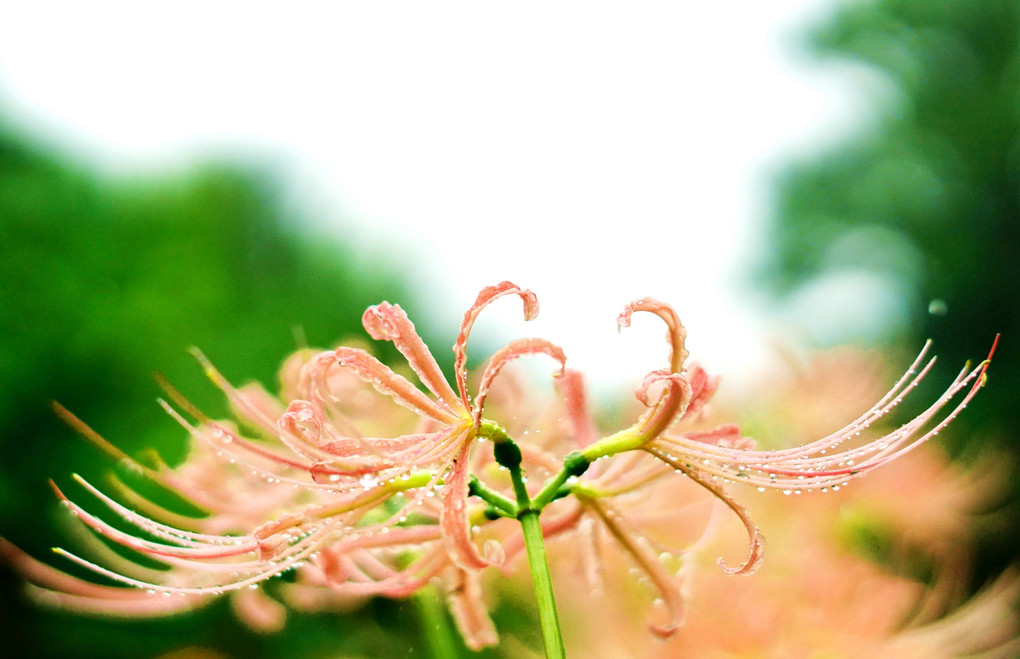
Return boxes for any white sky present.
[0,1,886,395]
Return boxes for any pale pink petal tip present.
[617,297,689,373]
[718,527,766,576]
[360,301,462,413]
[361,304,401,341]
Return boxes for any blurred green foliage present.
[0,112,486,657]
[763,0,1019,570]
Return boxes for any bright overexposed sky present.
[0,1,887,394]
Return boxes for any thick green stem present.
[519,509,566,659]
[494,437,566,658]
[485,430,567,657]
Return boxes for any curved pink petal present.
[440,438,500,571]
[618,297,689,374]
[588,499,686,639]
[684,363,721,417]
[334,347,459,424]
[293,350,367,439]
[632,369,693,441]
[362,302,464,414]
[651,349,995,492]
[472,337,566,425]
[277,400,360,465]
[318,428,458,468]
[650,449,765,576]
[454,282,539,409]
[335,545,448,599]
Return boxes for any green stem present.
[494,438,566,659]
[519,509,566,659]
[486,431,568,657]
[531,451,589,510]
[413,583,461,659]
[468,475,516,517]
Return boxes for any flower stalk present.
[494,436,566,659]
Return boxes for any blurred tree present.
[761,0,1019,571]
[0,111,464,657]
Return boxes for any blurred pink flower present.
[540,348,1016,657]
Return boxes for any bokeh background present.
[0,1,1016,657]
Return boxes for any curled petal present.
[587,499,686,638]
[684,363,721,417]
[278,400,327,446]
[454,282,539,410]
[441,439,501,570]
[618,297,689,374]
[633,370,693,441]
[472,337,566,425]
[651,450,765,576]
[361,302,464,414]
[334,347,459,424]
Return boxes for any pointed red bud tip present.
[988,333,1000,360]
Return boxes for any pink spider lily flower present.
[301,281,565,571]
[4,282,565,649]
[514,298,996,639]
[498,374,708,639]
[17,403,501,644]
